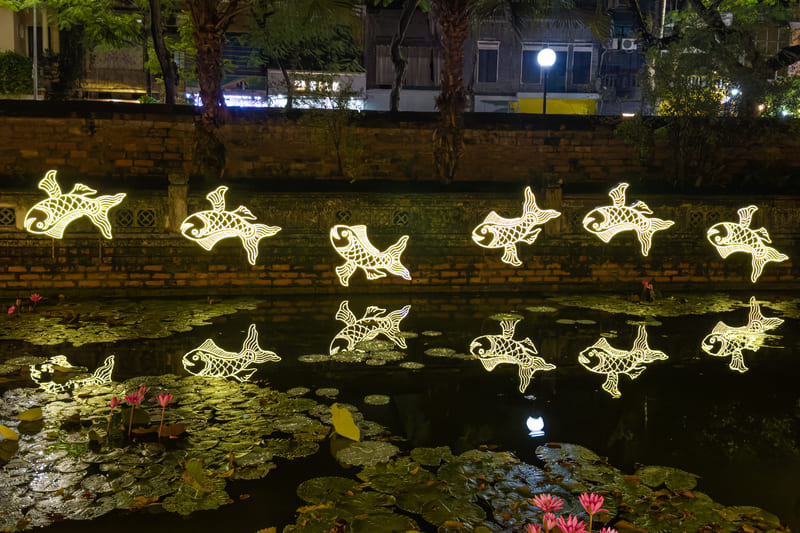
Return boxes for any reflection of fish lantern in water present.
[29,355,115,394]
[706,205,788,283]
[329,225,411,286]
[471,187,561,266]
[578,325,667,398]
[180,186,281,266]
[329,300,410,355]
[469,320,555,393]
[701,296,783,373]
[182,324,280,382]
[582,183,674,256]
[24,170,126,239]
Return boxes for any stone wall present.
[0,185,796,297]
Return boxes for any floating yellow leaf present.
[0,425,19,441]
[330,403,360,442]
[254,528,276,533]
[17,408,42,422]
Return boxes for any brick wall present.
[0,187,796,297]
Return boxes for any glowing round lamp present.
[537,48,556,115]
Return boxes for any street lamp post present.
[537,48,555,115]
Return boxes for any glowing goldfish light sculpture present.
[578,325,668,398]
[180,186,281,266]
[469,319,555,393]
[701,296,783,373]
[471,186,561,266]
[24,170,126,239]
[29,355,115,394]
[182,323,280,382]
[330,225,411,286]
[330,300,411,354]
[706,205,788,282]
[582,183,674,256]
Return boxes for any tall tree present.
[148,0,178,104]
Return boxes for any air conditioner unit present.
[620,38,637,51]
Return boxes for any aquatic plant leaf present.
[635,465,699,491]
[182,458,215,492]
[263,438,319,459]
[489,313,524,321]
[284,505,353,533]
[232,462,277,480]
[161,477,229,516]
[335,441,399,467]
[350,511,420,533]
[526,306,558,313]
[338,491,396,514]
[424,348,456,358]
[0,425,19,441]
[330,403,360,442]
[410,446,455,466]
[363,394,391,406]
[297,476,361,504]
[17,407,42,422]
[421,497,486,528]
[315,388,339,398]
[395,485,449,514]
[398,362,425,370]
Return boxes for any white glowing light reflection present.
[701,296,783,373]
[582,183,674,256]
[29,355,115,394]
[24,170,126,239]
[182,324,280,382]
[469,319,556,393]
[472,187,561,266]
[180,186,281,265]
[706,205,788,282]
[185,92,365,111]
[526,416,545,437]
[330,300,411,355]
[330,225,411,286]
[578,325,668,398]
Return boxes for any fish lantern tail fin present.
[90,193,127,239]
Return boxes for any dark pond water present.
[1,291,798,532]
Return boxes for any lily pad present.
[363,395,391,406]
[296,476,361,504]
[489,313,524,321]
[635,465,699,491]
[335,441,400,467]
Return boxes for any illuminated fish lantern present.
[469,320,555,393]
[330,225,411,286]
[582,183,674,256]
[578,325,667,398]
[701,296,783,373]
[706,205,788,283]
[472,186,561,266]
[181,186,281,266]
[182,323,280,382]
[29,355,115,394]
[24,170,126,239]
[329,300,411,354]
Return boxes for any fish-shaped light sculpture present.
[182,323,280,382]
[29,355,115,394]
[329,225,411,286]
[24,170,126,239]
[180,186,281,266]
[706,205,788,283]
[469,320,555,393]
[472,186,561,266]
[582,183,674,256]
[701,296,783,373]
[329,300,411,354]
[578,325,668,398]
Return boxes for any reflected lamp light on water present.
[582,183,674,256]
[180,186,281,266]
[24,170,126,239]
[471,187,561,266]
[330,300,410,355]
[182,324,280,382]
[329,225,411,286]
[526,416,545,437]
[706,205,788,283]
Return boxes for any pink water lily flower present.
[555,515,588,533]
[543,512,558,532]
[29,293,42,303]
[157,393,173,408]
[7,306,15,315]
[579,492,608,516]
[525,524,542,533]
[106,396,121,434]
[531,493,565,513]
[599,528,618,533]
[124,393,142,406]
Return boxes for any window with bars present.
[0,207,15,227]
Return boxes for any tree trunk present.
[279,61,293,109]
[150,0,177,104]
[432,0,470,183]
[389,0,418,112]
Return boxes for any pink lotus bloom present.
[579,492,608,516]
[599,528,618,533]
[157,393,173,408]
[109,397,121,409]
[29,293,42,303]
[7,306,15,315]
[543,513,558,531]
[531,493,565,512]
[555,515,588,533]
[525,524,542,533]
[125,393,142,407]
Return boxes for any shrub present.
[0,51,33,95]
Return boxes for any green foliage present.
[761,76,800,118]
[137,94,159,103]
[45,0,145,47]
[0,51,33,95]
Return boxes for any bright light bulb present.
[526,416,545,437]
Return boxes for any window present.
[375,45,441,88]
[477,41,499,83]
[572,47,593,85]
[521,50,541,83]
[521,44,593,90]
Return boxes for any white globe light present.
[537,48,556,67]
